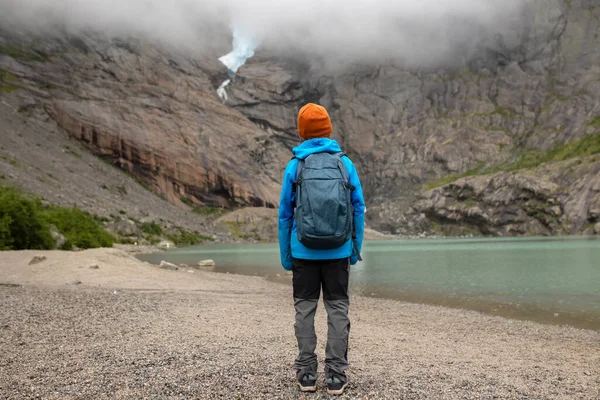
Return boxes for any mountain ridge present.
[1,0,599,238]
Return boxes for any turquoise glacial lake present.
[138,236,600,330]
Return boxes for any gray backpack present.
[292,152,358,252]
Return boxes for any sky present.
[0,0,527,68]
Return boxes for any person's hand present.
[282,260,293,271]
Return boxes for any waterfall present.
[217,28,258,103]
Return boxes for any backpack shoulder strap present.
[333,152,355,191]
[291,157,305,194]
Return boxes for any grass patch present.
[0,69,21,93]
[0,185,114,250]
[426,133,600,189]
[0,84,19,93]
[37,82,55,90]
[0,154,21,168]
[0,45,47,63]
[181,198,230,219]
[588,115,600,129]
[491,106,516,118]
[508,133,600,168]
[425,163,486,190]
[0,70,18,83]
[165,228,212,247]
[191,206,229,218]
[223,221,250,239]
[65,146,82,159]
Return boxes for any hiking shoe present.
[326,373,348,395]
[297,373,317,392]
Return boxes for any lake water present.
[138,236,600,331]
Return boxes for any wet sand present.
[0,248,599,399]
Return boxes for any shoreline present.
[135,239,600,333]
[264,274,600,332]
[1,248,599,399]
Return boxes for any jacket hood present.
[292,138,342,160]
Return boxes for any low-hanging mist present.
[0,0,527,68]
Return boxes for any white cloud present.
[0,0,526,67]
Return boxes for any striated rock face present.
[224,0,600,236]
[415,156,600,236]
[1,32,284,209]
[1,0,600,237]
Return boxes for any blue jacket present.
[278,138,366,270]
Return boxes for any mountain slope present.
[1,0,599,237]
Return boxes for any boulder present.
[108,219,140,237]
[157,240,175,250]
[594,222,600,235]
[28,255,47,265]
[159,260,179,270]
[197,259,216,267]
[49,225,66,249]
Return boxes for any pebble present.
[28,255,47,265]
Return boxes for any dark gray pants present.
[292,258,350,379]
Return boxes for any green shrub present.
[0,186,54,250]
[43,207,115,249]
[140,221,162,236]
[165,228,212,247]
[0,185,115,250]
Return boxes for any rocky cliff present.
[1,0,599,238]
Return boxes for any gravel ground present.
[0,249,599,399]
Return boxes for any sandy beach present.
[0,248,599,399]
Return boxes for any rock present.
[28,255,47,265]
[363,228,396,240]
[107,219,139,237]
[197,259,216,267]
[49,225,66,249]
[157,240,175,250]
[583,227,595,236]
[159,260,179,271]
[67,280,82,285]
[594,223,600,235]
[216,208,277,242]
[89,264,100,269]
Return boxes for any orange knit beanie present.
[297,103,332,140]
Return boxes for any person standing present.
[278,103,365,395]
